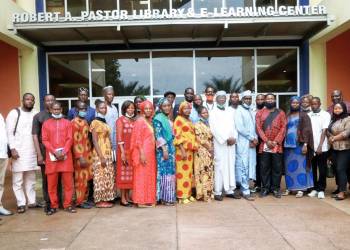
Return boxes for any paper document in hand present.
[263,143,277,153]
[49,148,67,161]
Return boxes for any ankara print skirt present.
[284,145,313,191]
[175,147,194,199]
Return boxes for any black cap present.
[164,91,176,98]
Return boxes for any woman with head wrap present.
[173,101,198,204]
[133,95,147,119]
[327,102,350,200]
[130,101,157,207]
[153,98,176,205]
[282,96,314,198]
[194,105,214,202]
[301,94,313,114]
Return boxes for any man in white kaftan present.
[6,93,41,212]
[234,90,258,200]
[209,91,240,201]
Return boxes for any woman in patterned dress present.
[90,100,117,208]
[173,101,198,205]
[116,101,136,207]
[153,98,176,206]
[282,96,314,198]
[130,101,157,208]
[194,106,214,202]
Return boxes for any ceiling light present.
[91,68,105,72]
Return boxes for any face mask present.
[78,111,87,118]
[256,103,265,109]
[290,106,301,112]
[97,113,106,119]
[52,113,62,119]
[205,94,215,101]
[125,113,134,118]
[312,106,321,113]
[301,106,311,111]
[217,103,226,109]
[265,102,276,109]
[200,117,209,123]
[242,103,251,109]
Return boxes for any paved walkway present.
[1,171,350,250]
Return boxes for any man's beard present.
[23,104,33,111]
[256,103,265,109]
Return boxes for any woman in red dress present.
[116,101,136,207]
[130,101,157,208]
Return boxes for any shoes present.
[250,186,261,193]
[308,190,318,197]
[259,191,269,198]
[76,203,91,209]
[58,203,64,209]
[0,208,14,216]
[189,196,196,202]
[96,202,113,208]
[214,195,223,201]
[243,195,255,201]
[84,200,95,206]
[335,196,346,201]
[120,202,132,207]
[28,203,44,208]
[138,204,156,207]
[318,191,325,199]
[226,193,241,199]
[332,188,340,195]
[273,191,281,198]
[178,199,191,205]
[331,194,338,198]
[128,201,135,205]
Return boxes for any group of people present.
[0,85,349,217]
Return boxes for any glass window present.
[172,0,192,10]
[256,0,275,7]
[89,0,117,12]
[152,51,193,96]
[67,0,87,16]
[119,0,148,14]
[193,0,222,13]
[91,52,151,97]
[278,95,294,113]
[46,0,65,16]
[48,54,89,98]
[58,100,70,116]
[277,0,297,7]
[257,49,297,93]
[225,0,253,8]
[195,50,254,94]
[150,0,170,11]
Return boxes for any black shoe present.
[44,204,51,213]
[332,188,340,195]
[214,195,223,201]
[58,203,64,209]
[331,194,338,198]
[250,186,261,193]
[128,201,135,205]
[84,201,95,206]
[273,191,281,198]
[120,201,132,207]
[259,191,269,198]
[76,203,91,209]
[226,193,241,199]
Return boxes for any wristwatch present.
[331,137,335,142]
[304,143,307,146]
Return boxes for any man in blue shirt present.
[67,87,95,125]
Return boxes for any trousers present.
[311,152,328,192]
[40,165,63,206]
[0,158,8,210]
[331,149,350,193]
[260,152,283,192]
[12,170,37,206]
[47,172,73,209]
[254,145,261,187]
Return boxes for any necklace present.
[205,101,214,110]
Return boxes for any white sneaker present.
[307,190,318,197]
[318,191,325,199]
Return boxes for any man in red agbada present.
[42,102,76,215]
[71,101,94,209]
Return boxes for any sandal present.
[46,208,58,216]
[243,195,255,201]
[189,196,196,202]
[282,190,291,196]
[0,208,14,216]
[96,202,113,208]
[179,199,191,205]
[64,206,77,213]
[296,191,304,198]
[28,203,44,208]
[17,206,26,213]
[160,200,175,206]
[138,204,155,208]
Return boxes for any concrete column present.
[309,43,327,109]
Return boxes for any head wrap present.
[328,102,348,132]
[103,85,114,94]
[77,87,89,94]
[242,90,252,98]
[216,90,226,97]
[158,97,170,108]
[139,100,154,117]
[290,96,302,104]
[153,98,172,142]
[301,94,313,103]
[135,95,147,101]
[178,101,192,115]
[164,91,176,98]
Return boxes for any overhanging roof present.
[9,15,334,49]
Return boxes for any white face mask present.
[125,113,134,118]
[52,113,62,119]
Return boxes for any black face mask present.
[256,103,265,109]
[265,102,276,109]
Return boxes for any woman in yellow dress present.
[173,101,198,204]
[194,106,214,202]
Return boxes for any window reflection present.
[59,100,70,116]
[195,50,254,94]
[256,0,275,7]
[279,95,294,113]
[277,0,297,6]
[89,0,117,12]
[225,0,253,8]
[119,0,148,13]
[152,51,193,96]
[257,49,297,93]
[150,0,170,11]
[48,54,89,98]
[172,0,192,10]
[67,0,87,16]
[46,0,65,16]
[91,52,150,97]
[193,0,222,12]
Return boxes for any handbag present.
[7,108,21,158]
[326,161,335,178]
